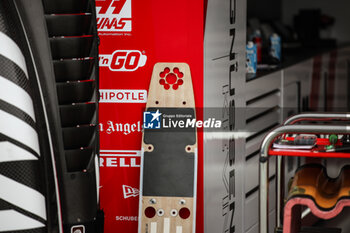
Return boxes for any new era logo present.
[143,110,161,129]
[123,185,139,199]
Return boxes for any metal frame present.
[276,113,350,228]
[259,113,350,233]
[284,113,350,125]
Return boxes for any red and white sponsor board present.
[97,0,203,233]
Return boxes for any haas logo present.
[96,0,132,32]
[99,50,147,72]
[123,185,139,199]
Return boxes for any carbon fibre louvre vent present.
[42,0,102,232]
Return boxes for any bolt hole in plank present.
[170,209,178,217]
[173,67,184,78]
[145,207,156,218]
[149,198,156,204]
[166,73,177,84]
[157,209,164,216]
[159,67,170,78]
[179,207,190,219]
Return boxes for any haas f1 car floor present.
[284,164,350,233]
[139,63,197,233]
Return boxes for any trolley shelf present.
[268,138,350,158]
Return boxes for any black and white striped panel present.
[0,7,46,233]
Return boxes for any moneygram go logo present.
[99,50,147,72]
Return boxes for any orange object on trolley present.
[283,164,350,233]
